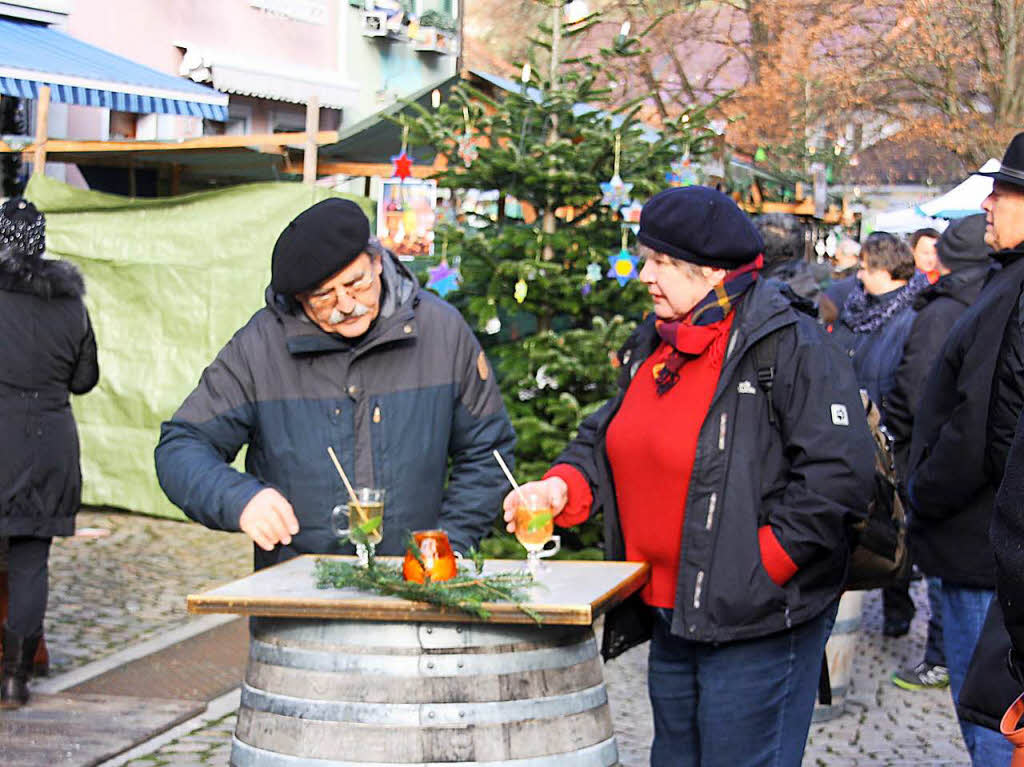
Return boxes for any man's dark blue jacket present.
[155,254,515,568]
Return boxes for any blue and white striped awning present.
[0,18,228,120]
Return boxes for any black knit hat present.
[935,214,992,272]
[638,186,764,269]
[0,197,45,260]
[976,132,1024,189]
[271,198,371,295]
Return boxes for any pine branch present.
[314,558,542,624]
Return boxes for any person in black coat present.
[908,138,1024,763]
[884,214,992,691]
[987,133,1024,691]
[0,198,98,709]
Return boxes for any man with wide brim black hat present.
[155,198,515,570]
[967,132,1024,759]
[907,131,1024,764]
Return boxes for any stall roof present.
[0,17,228,119]
[318,76,460,165]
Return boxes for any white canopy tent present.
[918,158,998,218]
[872,207,947,235]
[870,159,997,234]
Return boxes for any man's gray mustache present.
[328,302,371,324]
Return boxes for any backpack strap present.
[752,330,781,427]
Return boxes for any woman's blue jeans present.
[648,602,838,767]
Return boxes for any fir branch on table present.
[313,557,542,624]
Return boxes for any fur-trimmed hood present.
[0,251,85,299]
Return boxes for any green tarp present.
[25,175,373,520]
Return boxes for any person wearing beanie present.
[908,132,1024,766]
[155,198,514,572]
[502,186,874,766]
[0,197,99,709]
[883,214,992,696]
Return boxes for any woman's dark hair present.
[862,231,915,281]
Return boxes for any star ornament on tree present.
[600,173,633,210]
[666,156,698,187]
[390,150,415,180]
[606,249,638,286]
[426,260,460,297]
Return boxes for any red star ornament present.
[391,150,414,180]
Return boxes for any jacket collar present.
[619,278,798,383]
[915,263,992,308]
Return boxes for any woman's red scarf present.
[653,255,763,395]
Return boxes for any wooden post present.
[32,85,50,177]
[303,95,320,185]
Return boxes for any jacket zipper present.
[693,570,705,609]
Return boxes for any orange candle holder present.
[403,529,458,583]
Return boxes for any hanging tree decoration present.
[620,200,643,233]
[390,125,415,181]
[514,278,529,303]
[426,236,460,298]
[456,106,478,168]
[606,228,639,286]
[599,133,633,211]
[666,146,698,187]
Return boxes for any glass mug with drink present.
[514,490,560,575]
[331,487,385,566]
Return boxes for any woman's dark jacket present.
[908,248,1024,588]
[0,252,99,537]
[886,264,990,478]
[555,279,875,651]
[829,288,917,423]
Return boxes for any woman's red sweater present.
[545,313,797,607]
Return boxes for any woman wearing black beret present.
[504,186,875,766]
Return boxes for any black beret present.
[271,198,370,295]
[638,186,764,269]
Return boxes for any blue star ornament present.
[666,155,698,187]
[600,173,633,210]
[606,249,638,286]
[426,261,460,297]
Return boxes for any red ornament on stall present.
[391,150,414,180]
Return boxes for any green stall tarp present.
[24,175,374,520]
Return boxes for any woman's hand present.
[502,477,569,534]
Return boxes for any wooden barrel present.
[231,617,619,766]
[812,590,864,722]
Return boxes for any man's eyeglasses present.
[306,267,375,309]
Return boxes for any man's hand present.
[502,477,568,534]
[239,488,300,551]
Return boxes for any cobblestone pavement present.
[43,510,972,766]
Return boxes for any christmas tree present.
[402,2,720,555]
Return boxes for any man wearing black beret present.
[155,198,515,568]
